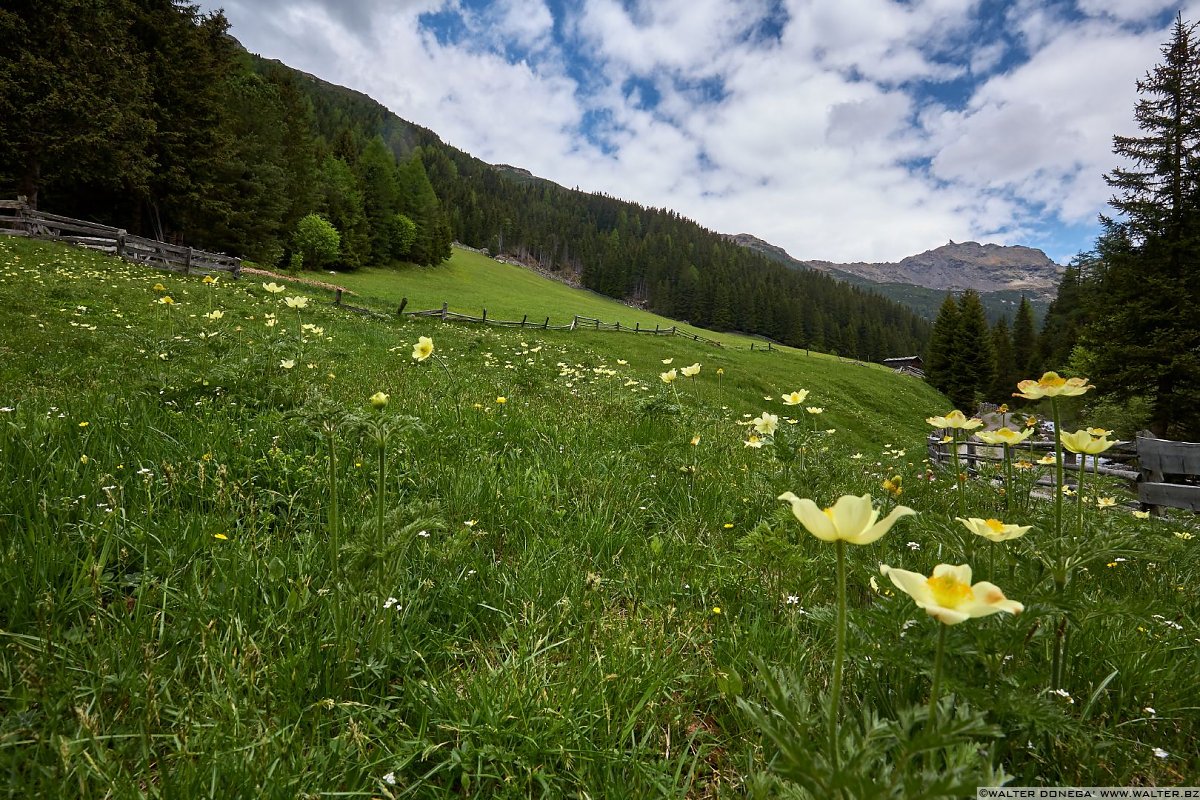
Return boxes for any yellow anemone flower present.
[661,358,673,365]
[926,409,983,429]
[956,516,1032,542]
[782,390,809,405]
[369,391,389,409]
[744,435,765,448]
[496,396,507,405]
[1014,371,1093,399]
[262,282,286,294]
[716,367,724,375]
[975,427,1034,446]
[1061,429,1117,455]
[1087,427,1113,436]
[681,363,701,377]
[777,492,916,545]
[882,475,903,498]
[205,310,224,320]
[279,359,295,369]
[153,283,166,291]
[202,275,217,285]
[1097,497,1116,508]
[880,563,1024,625]
[412,336,434,361]
[752,412,779,436]
[283,295,309,309]
[660,368,677,384]
[690,435,701,446]
[158,296,174,305]
[806,407,824,415]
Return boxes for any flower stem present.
[1076,453,1086,537]
[929,623,947,731]
[951,430,964,515]
[829,540,847,771]
[376,434,386,557]
[1003,444,1013,514]
[1051,398,1064,587]
[326,423,340,578]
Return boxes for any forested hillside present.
[0,0,930,359]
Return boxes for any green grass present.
[1,236,1198,797]
[327,246,797,349]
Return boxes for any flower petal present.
[829,494,876,542]
[855,504,916,544]
[778,492,837,541]
[880,564,934,605]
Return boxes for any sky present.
[195,0,1198,264]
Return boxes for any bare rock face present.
[730,234,1065,300]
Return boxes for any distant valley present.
[727,234,1064,322]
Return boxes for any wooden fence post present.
[543,317,550,329]
[520,314,527,327]
[232,258,242,279]
[116,230,126,258]
[482,308,487,322]
[615,321,621,330]
[570,315,578,331]
[441,302,448,321]
[184,247,194,276]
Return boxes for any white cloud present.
[197,0,1197,263]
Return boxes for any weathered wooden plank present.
[1139,481,1200,511]
[24,210,122,234]
[1137,436,1200,476]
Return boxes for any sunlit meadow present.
[1,237,1197,797]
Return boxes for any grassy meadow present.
[1,236,1198,797]
[320,247,798,350]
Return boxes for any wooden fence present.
[401,302,780,351]
[1137,436,1200,512]
[0,199,241,277]
[928,431,1200,513]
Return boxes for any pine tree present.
[925,293,962,401]
[1011,296,1037,378]
[990,316,1016,400]
[1083,14,1200,437]
[957,290,996,408]
[0,0,155,210]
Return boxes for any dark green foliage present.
[956,290,996,407]
[1074,15,1200,437]
[1037,261,1089,373]
[925,292,997,410]
[1011,296,1037,378]
[925,294,962,403]
[990,316,1016,400]
[316,156,371,269]
[0,0,155,209]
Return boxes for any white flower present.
[383,597,400,609]
[383,771,397,784]
[907,541,921,550]
[1153,747,1169,759]
[1144,706,1157,716]
[786,595,800,605]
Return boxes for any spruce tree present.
[957,290,996,408]
[991,316,1016,400]
[1011,296,1037,378]
[1083,14,1200,437]
[925,293,962,401]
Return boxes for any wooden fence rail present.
[0,199,241,277]
[401,303,755,349]
[929,431,1200,513]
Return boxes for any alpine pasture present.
[1,237,1197,797]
